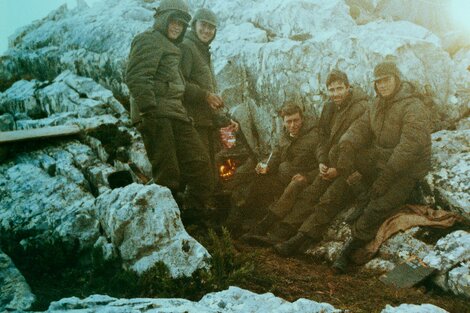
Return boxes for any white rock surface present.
[95,183,210,277]
[424,231,470,271]
[2,0,467,150]
[380,303,449,313]
[46,286,341,312]
[0,70,128,131]
[447,261,470,299]
[424,130,470,219]
[0,140,209,278]
[0,249,36,312]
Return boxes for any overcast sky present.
[0,0,103,54]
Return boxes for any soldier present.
[331,61,432,273]
[245,71,369,253]
[233,102,321,235]
[125,0,213,215]
[179,8,238,195]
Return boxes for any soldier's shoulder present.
[132,29,164,46]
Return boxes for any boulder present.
[46,286,341,312]
[0,249,36,312]
[0,140,209,278]
[424,130,470,220]
[0,70,128,131]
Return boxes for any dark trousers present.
[195,126,220,191]
[352,175,417,241]
[298,177,353,239]
[137,115,212,206]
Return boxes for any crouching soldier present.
[126,0,213,216]
[230,102,321,234]
[331,61,431,273]
[244,70,369,253]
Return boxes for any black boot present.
[332,237,366,274]
[241,212,278,241]
[274,232,309,257]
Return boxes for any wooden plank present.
[0,125,82,144]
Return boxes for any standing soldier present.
[125,0,213,216]
[332,62,432,273]
[179,8,238,196]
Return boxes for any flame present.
[219,158,237,180]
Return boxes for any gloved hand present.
[370,169,394,199]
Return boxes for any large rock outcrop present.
[2,0,469,151]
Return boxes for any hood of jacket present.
[153,10,188,44]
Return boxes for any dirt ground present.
[233,241,470,313]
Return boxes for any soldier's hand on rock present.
[207,92,223,110]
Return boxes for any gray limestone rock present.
[380,303,449,313]
[424,130,470,220]
[46,286,341,312]
[0,249,36,312]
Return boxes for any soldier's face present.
[327,80,349,105]
[375,75,397,98]
[195,20,216,43]
[167,19,185,40]
[283,112,303,137]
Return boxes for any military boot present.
[274,232,309,257]
[331,237,366,274]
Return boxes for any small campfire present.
[219,158,237,180]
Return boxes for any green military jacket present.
[269,116,321,182]
[180,30,229,127]
[126,11,205,122]
[338,81,431,180]
[316,86,369,167]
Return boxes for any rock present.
[95,183,210,277]
[447,261,470,298]
[380,303,449,313]
[2,0,466,151]
[0,70,129,131]
[0,113,15,131]
[0,140,208,278]
[423,231,470,271]
[424,130,470,220]
[422,231,470,298]
[46,286,341,312]
[0,249,36,312]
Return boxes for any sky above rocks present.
[0,0,103,53]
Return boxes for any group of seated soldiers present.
[229,61,432,273]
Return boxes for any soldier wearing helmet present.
[179,8,239,201]
[126,0,213,218]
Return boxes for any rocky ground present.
[1,0,469,312]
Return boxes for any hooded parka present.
[337,80,432,241]
[125,3,212,209]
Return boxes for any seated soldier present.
[243,70,369,253]
[228,102,321,234]
[331,61,432,273]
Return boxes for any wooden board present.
[0,125,82,144]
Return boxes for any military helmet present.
[374,61,401,81]
[155,0,191,23]
[192,8,218,27]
